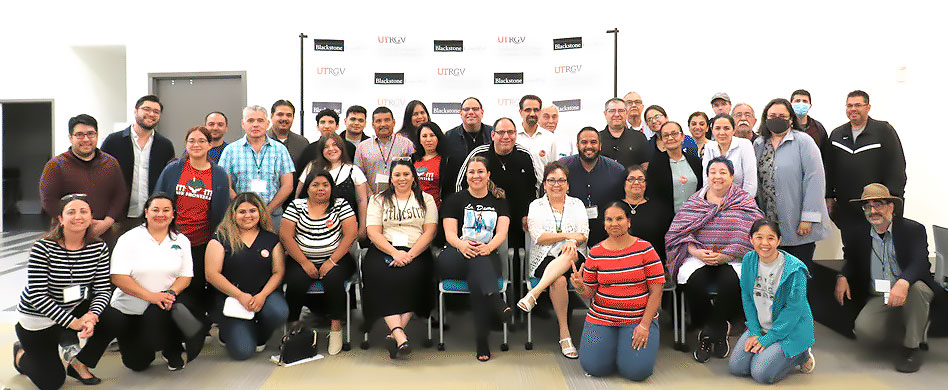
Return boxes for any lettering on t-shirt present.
[176,177,213,201]
[381,206,427,222]
[416,166,435,182]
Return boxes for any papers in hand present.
[223,297,255,320]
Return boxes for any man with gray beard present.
[732,103,758,141]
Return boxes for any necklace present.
[625,198,646,215]
[548,197,565,233]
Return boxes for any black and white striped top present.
[17,239,112,329]
[283,198,355,264]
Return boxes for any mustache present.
[737,120,750,127]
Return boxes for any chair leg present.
[500,291,509,351]
[343,285,351,351]
[437,291,445,351]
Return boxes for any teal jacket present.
[739,250,814,358]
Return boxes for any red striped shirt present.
[583,239,665,326]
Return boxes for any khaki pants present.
[854,281,934,348]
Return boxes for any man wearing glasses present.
[516,95,557,166]
[559,127,625,247]
[101,95,177,233]
[39,114,127,244]
[599,98,650,169]
[731,102,758,141]
[834,184,938,373]
[443,97,493,197]
[824,90,907,245]
[623,91,652,140]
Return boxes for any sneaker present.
[694,331,712,363]
[255,344,266,353]
[711,323,732,359]
[895,347,922,373]
[798,349,816,374]
[161,352,185,371]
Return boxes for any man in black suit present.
[834,184,938,373]
[101,95,176,232]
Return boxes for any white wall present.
[1,1,945,257]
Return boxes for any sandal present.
[798,349,816,374]
[12,342,24,375]
[476,340,491,362]
[388,327,411,359]
[517,292,538,313]
[328,330,343,355]
[559,338,578,359]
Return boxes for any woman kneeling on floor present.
[729,218,816,384]
[573,201,664,381]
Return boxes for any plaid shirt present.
[218,135,294,203]
[354,134,415,193]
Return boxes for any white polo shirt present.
[517,126,557,166]
[110,225,193,315]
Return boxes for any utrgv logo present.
[497,36,526,44]
[316,67,346,76]
[378,36,407,44]
[378,98,406,107]
[437,68,466,76]
[554,65,582,74]
[496,98,514,106]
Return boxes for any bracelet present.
[162,289,177,297]
[328,259,337,267]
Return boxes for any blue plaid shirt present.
[218,136,294,204]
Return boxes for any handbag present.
[276,321,319,365]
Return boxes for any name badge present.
[585,207,598,220]
[375,174,390,192]
[250,179,267,193]
[63,285,82,303]
[392,233,409,248]
[875,279,891,304]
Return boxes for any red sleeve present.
[643,245,666,285]
[582,249,599,286]
[39,160,62,221]
[106,159,129,220]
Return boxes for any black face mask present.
[765,117,789,134]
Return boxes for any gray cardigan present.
[753,130,830,246]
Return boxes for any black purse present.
[277,321,319,365]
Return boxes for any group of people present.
[14,88,940,389]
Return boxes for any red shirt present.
[175,160,213,245]
[414,155,441,208]
[583,239,665,326]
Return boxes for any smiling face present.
[604,100,628,129]
[466,160,490,192]
[519,99,541,128]
[460,98,484,128]
[411,104,429,127]
[491,119,517,155]
[711,117,735,145]
[419,126,438,154]
[322,138,342,164]
[271,104,295,133]
[69,123,98,159]
[204,113,228,142]
[846,96,871,125]
[144,198,174,232]
[543,168,568,197]
[577,129,601,163]
[644,108,667,132]
[688,116,708,140]
[862,200,894,230]
[751,225,781,260]
[234,201,260,231]
[317,114,338,135]
[307,176,332,204]
[390,164,414,193]
[624,169,646,199]
[135,100,161,130]
[603,205,631,238]
[707,161,735,193]
[186,130,210,160]
[58,199,92,235]
[373,112,395,139]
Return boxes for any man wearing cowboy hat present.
[834,183,938,373]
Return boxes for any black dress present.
[625,198,673,263]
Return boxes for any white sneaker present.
[798,349,816,374]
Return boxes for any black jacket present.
[100,126,177,200]
[644,150,703,215]
[442,123,493,196]
[825,117,906,204]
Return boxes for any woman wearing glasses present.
[644,105,698,155]
[752,98,829,268]
[518,161,589,359]
[646,122,703,215]
[622,165,673,263]
[702,113,758,196]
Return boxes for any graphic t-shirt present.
[753,252,785,332]
[414,156,442,208]
[441,190,510,244]
[175,160,213,245]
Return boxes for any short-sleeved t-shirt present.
[215,230,280,296]
[414,156,442,208]
[441,190,510,244]
[110,226,193,315]
[175,160,214,245]
[298,163,367,186]
[283,198,355,264]
[583,239,665,326]
[367,191,438,247]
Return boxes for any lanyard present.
[872,233,894,280]
[251,143,268,174]
[548,198,563,233]
[376,138,396,169]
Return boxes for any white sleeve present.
[298,164,311,183]
[349,164,367,185]
[527,199,545,243]
[740,140,758,196]
[110,231,134,275]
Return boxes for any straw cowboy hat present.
[849,183,903,206]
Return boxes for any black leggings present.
[115,304,188,371]
[182,243,212,317]
[684,265,742,340]
[436,246,501,342]
[284,254,356,323]
[14,304,122,390]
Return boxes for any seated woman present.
[12,194,121,389]
[437,156,513,361]
[362,159,438,359]
[646,121,703,214]
[729,219,816,384]
[623,165,673,263]
[206,192,288,360]
[282,170,357,355]
[297,132,369,243]
[573,201,664,381]
[518,161,589,359]
[110,193,201,371]
[702,113,758,195]
[665,156,763,363]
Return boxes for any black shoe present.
[12,342,24,375]
[711,322,732,359]
[161,352,185,371]
[694,331,712,363]
[895,347,922,373]
[67,364,102,385]
[476,339,491,362]
[396,340,412,358]
[490,293,513,325]
[385,334,398,359]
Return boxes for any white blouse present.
[526,195,589,276]
[702,137,758,196]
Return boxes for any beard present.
[136,116,157,131]
[579,148,598,163]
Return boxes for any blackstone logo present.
[432,102,462,114]
[374,73,405,85]
[314,39,344,51]
[378,36,407,44]
[316,67,346,76]
[553,99,581,112]
[437,68,466,76]
[434,40,463,52]
[494,72,524,85]
[554,65,583,74]
[312,102,343,114]
[497,36,526,44]
[377,98,406,108]
[553,37,583,50]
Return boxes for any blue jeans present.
[729,330,808,384]
[219,292,289,360]
[579,319,659,381]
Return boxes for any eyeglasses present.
[861,201,890,211]
[625,177,646,183]
[767,114,790,120]
[60,193,88,202]
[544,178,568,186]
[661,131,682,139]
[625,100,643,106]
[494,130,516,137]
[460,107,482,112]
[846,103,868,109]
[139,107,161,115]
[645,113,665,123]
[186,138,209,145]
[70,131,97,139]
[733,112,754,118]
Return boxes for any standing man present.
[790,89,828,154]
[39,114,127,244]
[218,105,295,230]
[559,127,625,247]
[204,111,229,163]
[339,105,370,148]
[541,104,575,160]
[710,92,732,116]
[825,90,907,244]
[101,95,176,232]
[835,184,939,373]
[353,107,415,193]
[732,103,758,141]
[599,98,650,169]
[443,97,493,197]
[624,91,652,140]
[267,99,309,167]
[516,95,557,166]
[297,109,357,174]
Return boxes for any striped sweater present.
[583,239,665,326]
[17,239,112,328]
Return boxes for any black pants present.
[436,247,501,342]
[684,265,742,340]
[14,303,122,390]
[181,243,212,317]
[114,303,193,371]
[285,254,356,323]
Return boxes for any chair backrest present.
[933,225,948,285]
[498,238,510,281]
